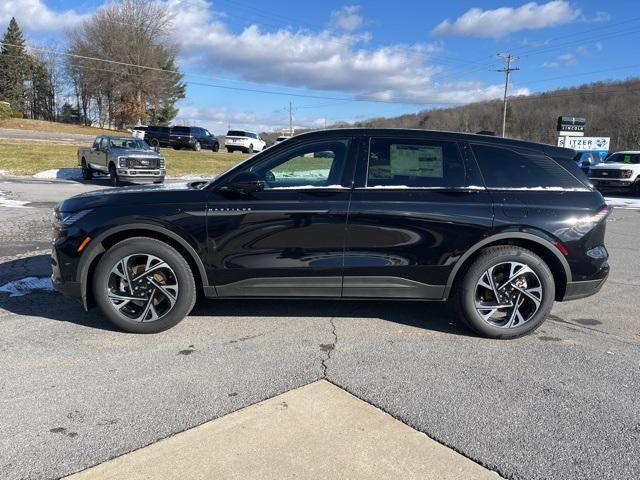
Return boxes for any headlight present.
[118,156,128,167]
[52,209,93,229]
[159,157,165,168]
[622,170,633,178]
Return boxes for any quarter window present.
[250,140,349,188]
[471,144,585,189]
[367,138,465,188]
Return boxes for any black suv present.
[52,129,610,338]
[144,125,172,148]
[170,126,220,151]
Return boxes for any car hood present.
[110,148,162,157]
[58,182,206,212]
[591,162,638,169]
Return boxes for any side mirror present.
[228,172,265,194]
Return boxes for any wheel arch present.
[77,224,210,309]
[444,232,571,301]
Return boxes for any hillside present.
[345,78,640,151]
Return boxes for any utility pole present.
[496,53,520,138]
[288,101,293,136]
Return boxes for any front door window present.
[249,139,350,188]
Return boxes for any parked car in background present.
[77,135,165,186]
[274,136,291,145]
[170,126,220,151]
[144,125,172,148]
[131,125,147,140]
[576,151,603,174]
[56,129,609,339]
[225,130,266,153]
[589,151,640,194]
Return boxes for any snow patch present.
[604,196,640,210]
[33,168,82,180]
[269,184,345,190]
[0,277,53,297]
[0,169,9,176]
[0,190,31,209]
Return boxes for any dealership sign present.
[558,136,610,151]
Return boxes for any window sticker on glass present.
[390,144,443,178]
[624,155,632,164]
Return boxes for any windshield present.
[227,130,246,137]
[109,138,150,150]
[605,153,640,164]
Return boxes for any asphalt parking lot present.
[0,176,638,480]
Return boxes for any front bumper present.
[51,246,83,303]
[117,168,165,183]
[589,178,634,189]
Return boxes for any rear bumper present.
[561,265,609,301]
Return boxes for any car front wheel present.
[109,164,120,187]
[81,159,93,180]
[456,245,555,339]
[212,142,220,152]
[92,238,197,333]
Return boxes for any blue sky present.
[2,1,638,133]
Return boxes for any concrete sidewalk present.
[66,380,501,480]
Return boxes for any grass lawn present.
[0,118,128,136]
[0,142,249,177]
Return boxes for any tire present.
[212,142,220,152]
[109,164,121,187]
[632,180,640,196]
[193,141,201,152]
[173,146,180,150]
[226,148,233,153]
[81,159,93,180]
[248,144,254,154]
[92,237,197,333]
[456,245,555,339]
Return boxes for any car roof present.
[291,127,571,154]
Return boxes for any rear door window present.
[366,138,465,188]
[471,144,585,190]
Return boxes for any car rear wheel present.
[226,148,233,153]
[109,164,121,187]
[81,159,93,180]
[193,141,201,152]
[248,144,254,154]
[456,245,555,339]
[92,238,197,333]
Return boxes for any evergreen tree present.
[0,18,28,114]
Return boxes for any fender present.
[442,231,572,298]
[76,223,210,309]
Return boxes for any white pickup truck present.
[589,151,640,195]
[77,135,166,186]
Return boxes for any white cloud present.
[173,105,325,135]
[166,0,518,106]
[542,52,577,68]
[0,0,88,33]
[329,5,364,32]
[432,1,581,39]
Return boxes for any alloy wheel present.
[107,253,179,322]
[474,261,543,329]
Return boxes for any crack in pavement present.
[320,318,338,378]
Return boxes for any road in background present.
[0,178,638,480]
